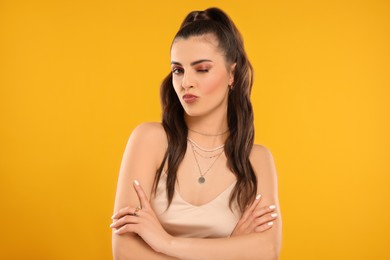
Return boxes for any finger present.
[111,206,138,220]
[250,212,278,230]
[241,194,262,222]
[251,205,277,219]
[114,223,139,235]
[110,214,140,229]
[254,221,274,233]
[133,179,150,209]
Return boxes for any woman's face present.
[170,34,235,117]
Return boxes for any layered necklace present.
[188,128,229,137]
[187,129,227,184]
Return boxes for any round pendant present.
[198,176,205,184]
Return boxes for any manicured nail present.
[271,213,278,218]
[268,221,274,226]
[111,214,115,219]
[256,194,262,200]
[110,223,115,228]
[134,180,140,186]
[269,205,276,210]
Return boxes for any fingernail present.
[269,205,276,210]
[134,180,140,186]
[271,213,278,218]
[268,221,274,226]
[111,215,115,219]
[256,194,262,200]
[110,223,115,228]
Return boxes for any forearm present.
[112,233,177,260]
[164,232,280,260]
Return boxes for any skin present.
[111,34,282,259]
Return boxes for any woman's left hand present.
[110,180,172,254]
[231,194,277,236]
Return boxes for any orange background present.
[1,1,389,259]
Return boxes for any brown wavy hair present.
[153,7,256,212]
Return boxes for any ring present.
[134,206,141,216]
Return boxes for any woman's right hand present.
[231,195,278,236]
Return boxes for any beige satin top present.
[151,173,241,238]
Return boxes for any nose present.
[181,71,194,89]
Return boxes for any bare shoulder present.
[250,145,282,254]
[130,122,167,145]
[250,144,275,169]
[131,122,166,139]
[249,144,278,185]
[113,122,168,229]
[126,122,168,166]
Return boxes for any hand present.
[231,194,278,236]
[110,180,172,253]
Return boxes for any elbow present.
[112,243,124,260]
[262,233,282,260]
[245,243,279,260]
[268,248,279,260]
[271,246,281,260]
[112,234,131,260]
[259,244,280,260]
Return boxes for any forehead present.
[170,35,225,64]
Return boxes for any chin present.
[183,107,205,117]
[184,110,201,117]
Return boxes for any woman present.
[111,7,282,259]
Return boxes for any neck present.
[185,111,229,147]
[185,112,228,134]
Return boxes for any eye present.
[195,65,210,73]
[172,67,184,74]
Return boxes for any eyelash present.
[171,68,209,74]
[172,68,184,74]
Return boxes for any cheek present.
[172,77,181,94]
[202,73,228,95]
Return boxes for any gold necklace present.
[188,128,229,136]
[187,138,224,152]
[193,149,221,159]
[189,141,223,184]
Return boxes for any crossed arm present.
[111,123,282,259]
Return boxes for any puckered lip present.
[182,94,198,103]
[183,94,198,99]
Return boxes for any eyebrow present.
[171,59,213,66]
